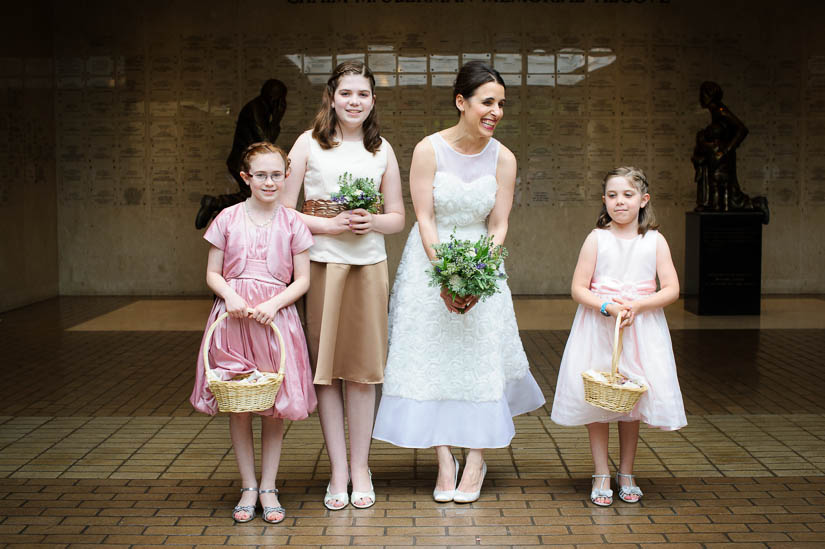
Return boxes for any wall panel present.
[21,0,825,295]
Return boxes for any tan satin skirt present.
[306,261,389,385]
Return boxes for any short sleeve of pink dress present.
[290,213,314,256]
[203,210,228,250]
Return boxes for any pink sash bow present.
[590,278,657,300]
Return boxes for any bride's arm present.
[409,138,439,262]
[487,145,517,247]
[410,137,463,314]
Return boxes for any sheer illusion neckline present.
[435,132,493,158]
[433,171,497,187]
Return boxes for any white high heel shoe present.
[324,480,349,511]
[453,461,486,504]
[433,455,459,503]
[350,470,375,509]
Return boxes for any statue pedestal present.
[684,211,762,315]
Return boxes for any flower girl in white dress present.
[551,167,686,507]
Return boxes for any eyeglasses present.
[247,171,285,183]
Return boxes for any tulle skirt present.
[550,305,687,431]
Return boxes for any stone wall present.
[0,3,58,311]
[2,0,824,306]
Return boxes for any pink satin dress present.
[551,229,687,431]
[190,203,317,420]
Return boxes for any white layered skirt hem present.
[374,374,545,449]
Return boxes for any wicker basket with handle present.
[581,314,647,413]
[203,310,285,413]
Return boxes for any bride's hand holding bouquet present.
[427,232,508,314]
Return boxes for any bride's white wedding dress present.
[373,133,544,448]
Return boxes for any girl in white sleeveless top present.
[373,62,544,504]
[282,61,404,510]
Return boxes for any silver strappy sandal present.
[590,474,613,507]
[616,472,643,503]
[233,487,258,522]
[259,488,285,524]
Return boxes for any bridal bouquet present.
[428,232,508,302]
[330,172,383,214]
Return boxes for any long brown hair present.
[596,166,658,235]
[311,61,382,154]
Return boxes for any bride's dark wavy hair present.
[452,61,506,115]
[596,166,658,235]
[311,61,382,154]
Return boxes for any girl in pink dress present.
[551,167,686,507]
[190,142,316,524]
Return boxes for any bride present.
[372,61,545,503]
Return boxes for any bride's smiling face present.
[457,81,506,137]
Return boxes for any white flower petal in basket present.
[202,311,286,413]
[581,315,647,413]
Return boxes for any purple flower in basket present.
[476,262,486,269]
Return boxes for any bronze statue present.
[195,79,288,229]
[691,81,769,224]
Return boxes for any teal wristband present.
[600,301,613,317]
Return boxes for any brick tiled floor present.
[1,296,824,547]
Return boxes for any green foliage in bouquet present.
[428,231,508,301]
[330,172,383,213]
